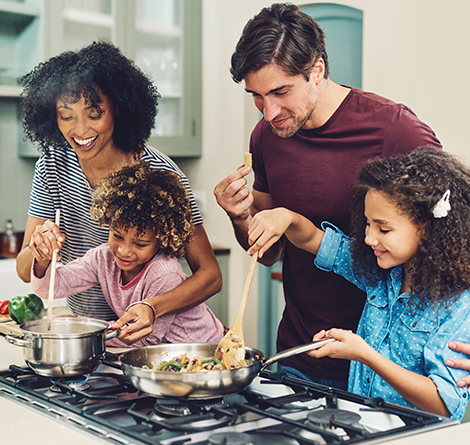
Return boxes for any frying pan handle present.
[260,338,336,371]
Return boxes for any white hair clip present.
[433,189,451,218]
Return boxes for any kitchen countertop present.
[1,335,470,444]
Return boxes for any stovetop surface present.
[0,353,457,445]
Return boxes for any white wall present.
[345,0,470,159]
[182,0,470,350]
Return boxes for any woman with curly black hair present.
[16,41,222,345]
[31,161,223,347]
[245,147,470,420]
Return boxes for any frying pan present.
[119,338,335,399]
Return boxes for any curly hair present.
[231,3,329,83]
[19,41,160,154]
[90,161,193,258]
[350,147,470,307]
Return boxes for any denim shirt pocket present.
[362,292,388,338]
[390,312,438,364]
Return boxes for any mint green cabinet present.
[0,0,43,98]
[0,0,44,159]
[1,0,202,159]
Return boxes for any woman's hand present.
[247,208,293,258]
[29,220,65,263]
[307,328,370,362]
[446,341,470,388]
[109,302,154,345]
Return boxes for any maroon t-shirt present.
[251,87,442,380]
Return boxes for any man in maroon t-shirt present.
[214,3,441,389]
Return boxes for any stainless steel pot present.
[5,317,119,377]
[119,339,334,399]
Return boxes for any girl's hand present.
[308,328,370,361]
[29,220,65,262]
[312,329,329,341]
[247,208,292,258]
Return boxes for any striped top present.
[28,144,202,320]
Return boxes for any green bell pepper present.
[9,293,45,324]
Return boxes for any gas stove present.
[0,352,457,445]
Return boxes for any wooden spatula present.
[215,250,258,369]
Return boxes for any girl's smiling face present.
[56,92,117,161]
[363,190,425,272]
[108,225,160,285]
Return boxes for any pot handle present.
[4,334,34,348]
[105,328,120,341]
[260,338,336,371]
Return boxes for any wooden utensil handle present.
[234,251,258,326]
[46,209,60,330]
[244,152,252,168]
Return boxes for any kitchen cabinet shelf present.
[0,85,22,97]
[161,92,182,99]
[62,7,112,28]
[136,24,182,38]
[0,1,40,27]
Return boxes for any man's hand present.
[446,341,470,388]
[214,165,253,222]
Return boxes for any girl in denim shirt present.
[247,147,470,420]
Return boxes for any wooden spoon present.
[215,152,254,369]
[46,209,60,331]
[215,250,258,369]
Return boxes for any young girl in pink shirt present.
[31,161,223,347]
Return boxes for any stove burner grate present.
[127,401,239,433]
[307,408,362,427]
[154,397,225,416]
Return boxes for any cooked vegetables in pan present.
[141,352,247,372]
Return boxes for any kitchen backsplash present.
[0,258,33,298]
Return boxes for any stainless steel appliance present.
[0,352,457,445]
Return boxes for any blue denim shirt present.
[314,222,470,421]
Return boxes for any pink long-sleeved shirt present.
[32,244,224,347]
